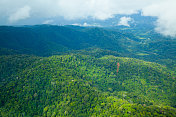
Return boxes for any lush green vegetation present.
[0,25,176,116]
[0,54,176,116]
[1,25,176,67]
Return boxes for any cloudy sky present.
[0,0,176,37]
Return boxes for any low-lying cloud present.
[8,6,31,23]
[118,17,132,27]
[72,22,101,27]
[0,0,176,37]
[142,0,176,37]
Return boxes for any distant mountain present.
[47,13,157,28]
[0,25,123,56]
[0,25,176,66]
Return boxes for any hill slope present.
[0,25,176,68]
[0,25,129,56]
[0,54,175,116]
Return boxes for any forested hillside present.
[0,25,176,67]
[0,54,176,116]
[0,25,176,116]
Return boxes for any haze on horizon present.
[0,0,176,37]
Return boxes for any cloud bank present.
[8,6,31,23]
[0,0,176,37]
[142,0,176,37]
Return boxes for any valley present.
[0,25,176,116]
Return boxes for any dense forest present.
[0,25,176,116]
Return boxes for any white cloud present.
[43,20,54,24]
[71,22,101,27]
[83,23,101,27]
[142,0,176,37]
[56,0,153,20]
[8,6,31,23]
[71,23,81,26]
[118,17,132,27]
[0,0,155,21]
